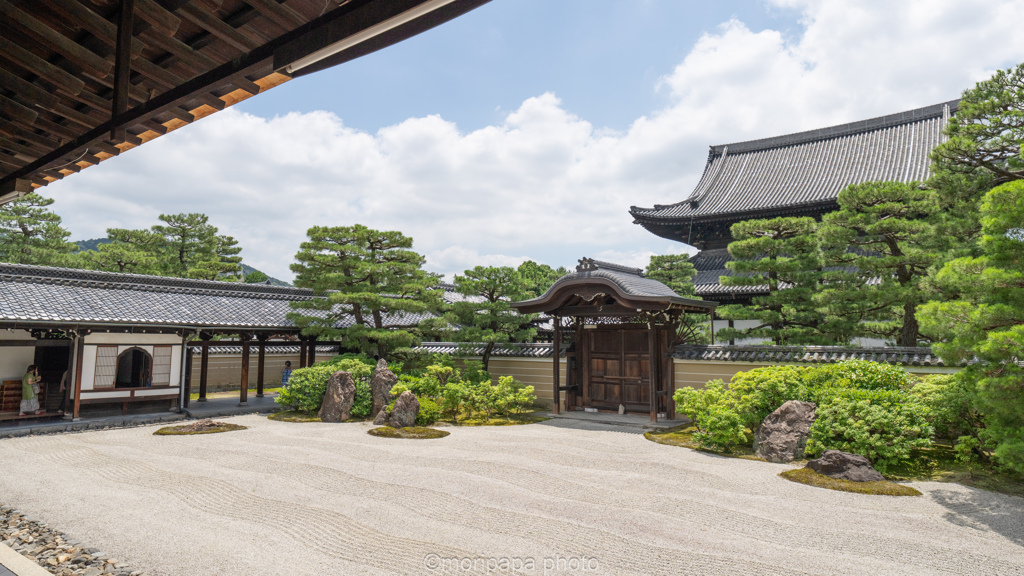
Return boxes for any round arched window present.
[116,347,153,388]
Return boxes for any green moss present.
[453,414,549,427]
[780,467,922,496]
[644,425,762,460]
[267,410,322,423]
[154,422,247,435]
[885,444,1024,498]
[367,426,450,439]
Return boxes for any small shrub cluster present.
[673,361,934,471]
[394,362,536,424]
[275,357,374,418]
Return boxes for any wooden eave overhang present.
[0,0,490,198]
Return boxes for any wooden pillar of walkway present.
[256,333,268,398]
[648,321,659,423]
[298,337,308,368]
[197,332,211,402]
[552,316,561,415]
[307,335,317,366]
[239,332,251,406]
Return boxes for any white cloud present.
[45,0,1024,281]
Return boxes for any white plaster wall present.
[84,333,181,345]
[0,330,32,341]
[0,347,35,382]
[79,346,97,391]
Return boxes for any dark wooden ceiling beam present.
[177,3,262,53]
[0,0,113,79]
[0,67,61,110]
[135,0,183,36]
[0,118,59,151]
[0,36,86,96]
[241,0,305,31]
[138,119,168,134]
[194,93,225,110]
[0,93,38,125]
[0,135,44,159]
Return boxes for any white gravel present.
[0,415,1021,576]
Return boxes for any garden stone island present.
[754,401,817,463]
[807,450,885,483]
[318,371,356,423]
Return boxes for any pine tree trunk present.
[900,302,919,347]
[482,341,495,372]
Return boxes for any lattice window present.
[152,346,172,386]
[93,346,117,389]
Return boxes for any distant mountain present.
[73,238,291,286]
[75,238,111,252]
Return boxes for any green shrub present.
[804,360,910,394]
[440,380,471,423]
[728,366,809,430]
[909,374,984,443]
[275,358,374,417]
[806,390,933,472]
[416,398,441,425]
[673,380,746,451]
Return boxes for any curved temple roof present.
[630,100,958,243]
[512,257,715,315]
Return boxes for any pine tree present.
[244,270,270,284]
[288,225,441,358]
[645,254,698,297]
[517,260,567,298]
[715,217,841,345]
[449,266,537,370]
[817,181,938,347]
[151,213,220,277]
[78,229,162,274]
[0,193,77,265]
[919,180,1024,473]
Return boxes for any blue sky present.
[239,1,802,134]
[49,0,1024,281]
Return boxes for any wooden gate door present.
[586,326,651,411]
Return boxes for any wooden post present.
[709,309,715,345]
[552,316,561,415]
[197,333,211,402]
[648,321,658,423]
[298,337,308,368]
[72,336,84,420]
[256,333,267,398]
[307,335,317,366]
[239,333,250,406]
[111,0,135,140]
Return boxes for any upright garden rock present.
[389,391,420,428]
[318,371,356,422]
[373,407,389,426]
[370,358,398,417]
[806,450,885,482]
[753,400,817,462]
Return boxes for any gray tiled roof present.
[189,344,342,356]
[630,100,957,223]
[414,341,558,358]
[0,263,436,330]
[547,259,688,301]
[674,344,962,367]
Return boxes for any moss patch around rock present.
[452,414,549,427]
[154,420,247,435]
[267,410,322,423]
[780,467,922,496]
[644,425,763,461]
[368,426,450,439]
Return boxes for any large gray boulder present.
[370,358,398,418]
[754,400,817,462]
[806,450,885,482]
[318,371,356,422]
[388,391,420,428]
[373,407,389,426]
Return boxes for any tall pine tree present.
[716,217,841,345]
[817,181,938,347]
[0,193,77,265]
[288,225,441,358]
[449,266,536,370]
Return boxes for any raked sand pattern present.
[0,415,1022,576]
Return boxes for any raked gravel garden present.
[0,413,1022,576]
